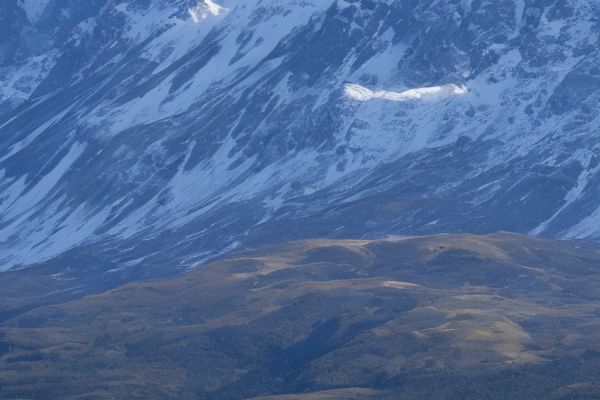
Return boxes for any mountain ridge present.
[0,0,599,276]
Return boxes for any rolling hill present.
[2,233,600,399]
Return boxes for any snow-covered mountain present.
[1,0,599,274]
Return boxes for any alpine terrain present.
[1,0,600,278]
[2,1,600,398]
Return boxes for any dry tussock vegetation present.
[2,233,600,399]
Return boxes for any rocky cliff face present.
[1,0,599,274]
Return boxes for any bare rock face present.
[0,0,599,280]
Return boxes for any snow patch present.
[0,52,57,106]
[19,0,51,23]
[189,0,227,23]
[344,83,468,102]
[1,142,86,221]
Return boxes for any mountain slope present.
[1,0,600,274]
[2,233,600,399]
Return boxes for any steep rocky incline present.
[1,0,600,274]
